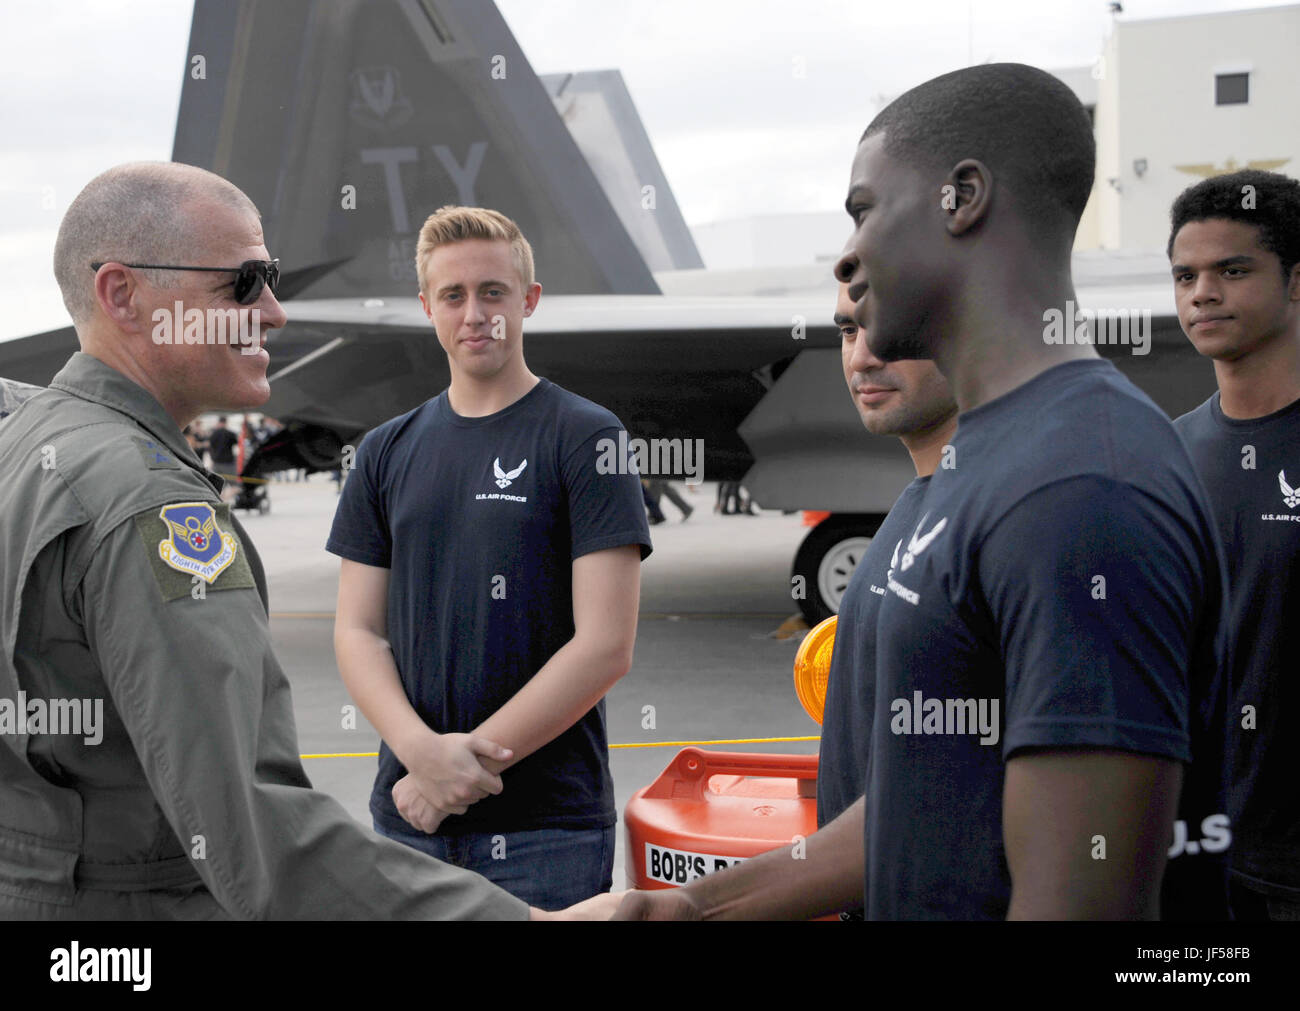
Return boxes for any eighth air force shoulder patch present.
[133,501,256,601]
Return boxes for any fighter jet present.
[0,0,1216,622]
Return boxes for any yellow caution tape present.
[272,611,795,621]
[300,734,818,759]
[300,751,381,759]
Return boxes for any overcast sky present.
[0,0,1289,342]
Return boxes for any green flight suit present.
[0,377,41,422]
[0,352,528,920]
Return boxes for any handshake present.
[534,889,703,921]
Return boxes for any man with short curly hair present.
[1168,168,1300,920]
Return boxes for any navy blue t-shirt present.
[1175,391,1300,896]
[817,476,930,831]
[867,359,1232,920]
[325,378,652,836]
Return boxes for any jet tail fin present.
[541,70,704,272]
[173,0,659,297]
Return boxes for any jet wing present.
[252,294,840,480]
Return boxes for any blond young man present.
[328,207,651,910]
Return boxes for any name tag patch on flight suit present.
[133,501,255,601]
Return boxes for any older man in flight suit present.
[0,161,573,920]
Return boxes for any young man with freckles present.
[328,206,652,911]
[1168,169,1300,921]
[618,63,1231,921]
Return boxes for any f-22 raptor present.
[0,0,1215,622]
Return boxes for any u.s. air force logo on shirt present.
[157,503,238,582]
[475,455,529,503]
[1279,470,1300,509]
[133,500,256,601]
[885,512,948,606]
[1260,469,1300,523]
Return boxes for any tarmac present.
[252,476,822,890]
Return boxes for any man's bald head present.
[53,162,259,327]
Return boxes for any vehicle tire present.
[791,513,885,624]
[259,495,271,515]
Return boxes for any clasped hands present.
[391,732,704,920]
[392,731,512,834]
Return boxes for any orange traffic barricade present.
[622,616,847,915]
[624,747,819,890]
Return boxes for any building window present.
[1216,73,1249,105]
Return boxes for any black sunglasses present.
[90,258,280,306]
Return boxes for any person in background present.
[207,414,239,500]
[645,479,693,522]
